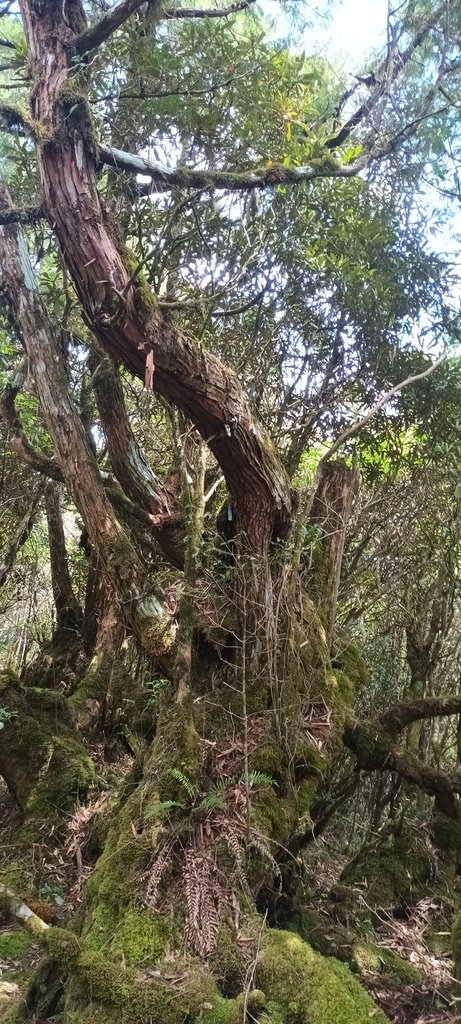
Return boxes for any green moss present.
[44,926,81,966]
[354,941,422,985]
[452,909,461,978]
[256,929,390,1023]
[425,924,450,955]
[154,702,201,802]
[109,906,168,966]
[295,907,353,961]
[0,676,95,825]
[431,813,461,857]
[341,837,432,907]
[209,924,246,997]
[0,930,33,957]
[66,949,240,1024]
[332,641,369,693]
[250,786,297,848]
[296,778,319,817]
[25,736,95,817]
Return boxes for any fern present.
[168,767,197,801]
[244,770,277,788]
[144,799,184,820]
[196,793,226,812]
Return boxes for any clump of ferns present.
[140,769,281,957]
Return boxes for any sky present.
[319,0,388,66]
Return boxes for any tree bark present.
[0,176,175,658]
[19,0,293,550]
[44,483,82,632]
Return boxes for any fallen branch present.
[0,884,49,936]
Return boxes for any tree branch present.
[0,884,49,936]
[326,0,451,149]
[318,350,446,467]
[99,143,368,191]
[165,0,256,18]
[0,205,42,225]
[378,696,461,736]
[74,0,161,55]
[0,480,46,588]
[344,714,461,820]
[90,350,183,567]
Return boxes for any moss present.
[354,941,422,986]
[296,778,319,817]
[108,906,168,966]
[154,702,201,802]
[256,929,390,1023]
[431,812,461,859]
[209,924,246,997]
[0,930,33,957]
[452,909,461,978]
[248,741,286,789]
[66,949,240,1024]
[341,837,432,908]
[295,907,353,961]
[332,641,369,694]
[425,923,450,955]
[0,676,95,825]
[25,736,95,817]
[69,658,109,709]
[250,786,297,848]
[43,926,81,967]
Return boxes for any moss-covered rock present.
[294,906,354,961]
[341,835,433,908]
[256,929,390,1023]
[353,940,422,986]
[0,673,95,827]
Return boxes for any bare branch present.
[327,0,451,149]
[318,350,446,467]
[74,0,161,56]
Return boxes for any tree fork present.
[19,0,293,548]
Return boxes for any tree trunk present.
[44,483,82,632]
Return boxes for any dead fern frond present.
[184,845,220,957]
[143,836,175,909]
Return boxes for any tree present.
[2,1,461,1021]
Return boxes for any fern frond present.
[168,767,196,801]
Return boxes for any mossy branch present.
[343,717,461,819]
[378,695,461,735]
[100,144,357,193]
[0,205,42,225]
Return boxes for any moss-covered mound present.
[0,673,95,825]
[340,834,433,908]
[256,929,390,1024]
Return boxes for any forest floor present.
[0,770,460,1023]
